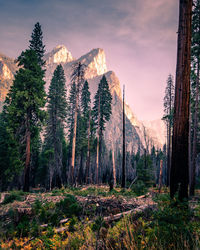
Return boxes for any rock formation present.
[0,46,165,152]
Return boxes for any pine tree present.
[93,75,112,184]
[44,64,67,189]
[190,0,200,196]
[170,0,192,200]
[29,22,46,186]
[29,22,45,66]
[162,74,174,186]
[5,49,46,192]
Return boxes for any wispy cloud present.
[0,0,179,120]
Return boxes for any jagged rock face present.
[0,46,164,151]
[78,48,107,79]
[45,45,74,64]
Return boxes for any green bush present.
[131,180,147,196]
[2,191,25,204]
[56,194,82,217]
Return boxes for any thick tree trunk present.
[121,85,126,188]
[86,109,91,184]
[24,125,31,192]
[96,96,100,184]
[170,0,192,200]
[190,65,199,196]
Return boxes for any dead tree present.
[121,85,126,188]
[170,0,193,200]
[70,62,85,185]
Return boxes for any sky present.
[0,0,179,121]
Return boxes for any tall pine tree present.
[5,49,46,192]
[163,74,174,186]
[44,64,67,189]
[93,75,112,184]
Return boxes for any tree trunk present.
[71,94,78,185]
[112,140,116,187]
[121,85,126,188]
[167,120,171,186]
[96,95,100,184]
[190,64,199,196]
[170,0,192,200]
[23,123,31,192]
[86,109,91,184]
[159,160,163,193]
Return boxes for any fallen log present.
[55,226,68,233]
[40,218,69,228]
[103,203,155,223]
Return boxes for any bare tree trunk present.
[121,85,126,188]
[24,119,31,192]
[170,0,192,200]
[96,95,100,184]
[159,160,163,193]
[190,64,199,196]
[86,109,91,184]
[71,94,78,185]
[112,140,116,187]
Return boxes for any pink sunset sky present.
[0,0,179,121]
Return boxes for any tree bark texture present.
[170,0,192,200]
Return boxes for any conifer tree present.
[5,49,46,192]
[29,22,45,66]
[93,75,112,183]
[163,74,174,186]
[29,22,46,186]
[44,64,67,189]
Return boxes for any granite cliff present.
[0,46,165,152]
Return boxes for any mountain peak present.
[45,45,74,64]
[78,48,107,78]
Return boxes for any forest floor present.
[0,186,200,249]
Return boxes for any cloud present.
[0,0,179,120]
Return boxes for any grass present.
[0,187,199,249]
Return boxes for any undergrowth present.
[0,190,200,249]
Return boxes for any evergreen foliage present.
[4,49,46,191]
[93,75,112,135]
[43,64,67,189]
[29,22,45,66]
